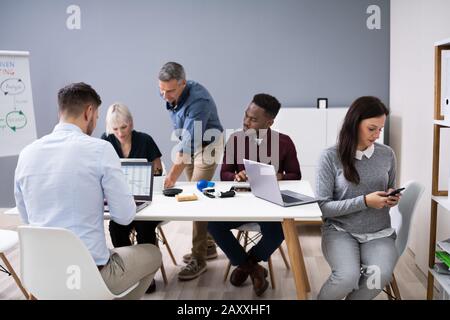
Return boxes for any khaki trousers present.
[184,136,224,262]
[100,243,162,300]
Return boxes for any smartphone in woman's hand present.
[387,187,405,197]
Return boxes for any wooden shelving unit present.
[427,38,450,300]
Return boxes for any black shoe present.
[146,279,156,294]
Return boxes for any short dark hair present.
[57,82,102,117]
[252,93,281,119]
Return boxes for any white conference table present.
[6,180,322,299]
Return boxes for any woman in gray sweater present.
[316,96,401,300]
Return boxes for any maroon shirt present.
[221,129,301,181]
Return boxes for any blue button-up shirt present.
[14,123,136,265]
[166,81,223,155]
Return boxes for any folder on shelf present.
[434,262,450,275]
[437,238,450,253]
[436,251,450,269]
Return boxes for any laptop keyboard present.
[282,194,300,203]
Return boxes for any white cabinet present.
[273,108,384,190]
[273,109,327,168]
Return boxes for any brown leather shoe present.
[230,266,249,286]
[249,263,269,296]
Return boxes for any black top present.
[101,130,162,162]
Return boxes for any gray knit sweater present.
[316,143,396,234]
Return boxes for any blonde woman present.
[102,103,162,172]
[102,102,163,293]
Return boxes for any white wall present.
[391,0,450,274]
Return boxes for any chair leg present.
[268,256,276,289]
[390,274,402,300]
[158,226,177,266]
[223,231,243,282]
[278,244,290,270]
[154,237,168,285]
[160,260,168,285]
[236,230,244,245]
[243,231,249,250]
[0,253,28,299]
[385,284,394,300]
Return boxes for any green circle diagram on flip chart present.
[1,78,27,131]
[0,51,37,157]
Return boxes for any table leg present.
[282,218,310,299]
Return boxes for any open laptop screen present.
[120,162,153,201]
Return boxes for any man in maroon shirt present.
[208,94,301,296]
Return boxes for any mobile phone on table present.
[387,187,405,197]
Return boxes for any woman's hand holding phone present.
[365,187,403,209]
[385,187,403,207]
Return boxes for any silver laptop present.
[105,161,153,212]
[243,159,318,207]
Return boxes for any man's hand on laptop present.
[276,173,283,180]
[234,170,248,182]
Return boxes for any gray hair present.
[158,62,186,82]
[105,102,133,135]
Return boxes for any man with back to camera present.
[158,62,224,280]
[14,82,162,299]
[208,93,301,296]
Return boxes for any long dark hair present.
[338,96,389,184]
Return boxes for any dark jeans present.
[208,221,284,266]
[109,220,161,247]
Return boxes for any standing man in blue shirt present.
[158,62,224,280]
[14,82,162,299]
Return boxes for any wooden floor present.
[0,211,432,300]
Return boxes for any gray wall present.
[0,0,390,206]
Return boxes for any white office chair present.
[223,223,290,289]
[18,225,139,300]
[0,229,28,299]
[384,180,424,300]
